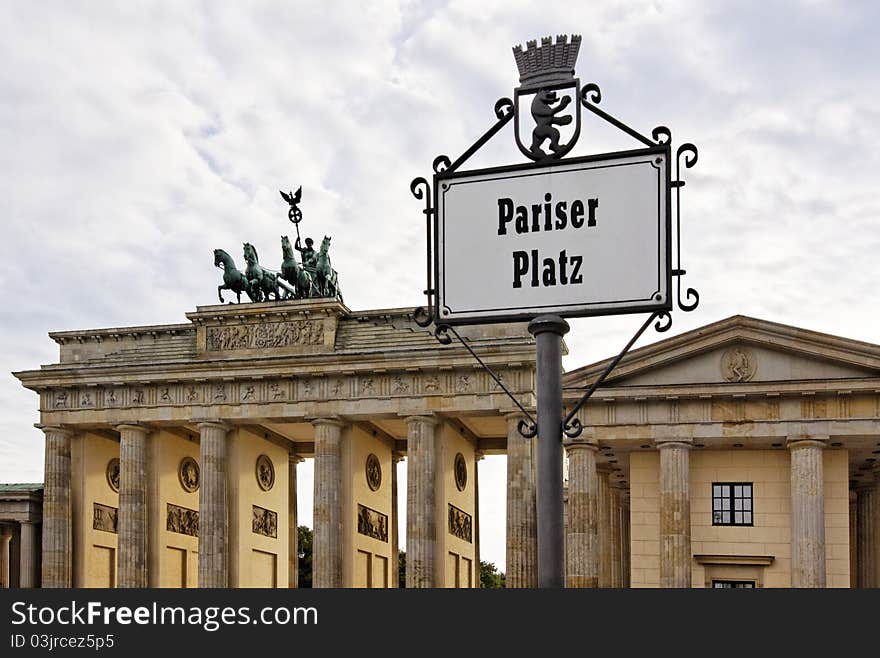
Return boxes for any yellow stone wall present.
[71,433,119,587]
[437,423,476,588]
[630,449,850,588]
[228,428,289,588]
[341,425,393,588]
[147,430,198,588]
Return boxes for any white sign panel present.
[435,146,670,324]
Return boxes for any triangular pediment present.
[564,315,880,389]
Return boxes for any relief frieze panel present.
[206,320,324,352]
[448,504,473,543]
[357,504,388,542]
[41,367,533,412]
[252,505,278,538]
[93,503,118,534]
[167,503,199,537]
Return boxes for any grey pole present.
[528,314,570,588]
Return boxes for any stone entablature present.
[14,302,538,426]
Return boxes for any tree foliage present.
[479,560,506,588]
[298,525,313,588]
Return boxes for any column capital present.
[0,526,12,539]
[288,453,305,465]
[310,416,346,429]
[35,424,75,438]
[402,414,439,427]
[116,423,151,436]
[563,437,599,452]
[196,420,231,433]
[654,438,693,450]
[786,437,828,451]
[392,450,405,463]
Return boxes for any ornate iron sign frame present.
[411,36,701,437]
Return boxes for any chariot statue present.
[212,186,342,304]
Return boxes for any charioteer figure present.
[295,236,318,270]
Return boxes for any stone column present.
[597,465,613,587]
[117,424,149,588]
[288,453,303,589]
[312,418,345,588]
[564,438,599,588]
[405,415,438,588]
[0,526,10,588]
[19,521,38,588]
[856,482,876,588]
[849,492,858,589]
[390,452,403,588]
[657,439,692,588]
[41,426,73,588]
[788,438,827,588]
[506,413,537,588]
[474,451,482,576]
[610,486,623,588]
[198,421,229,588]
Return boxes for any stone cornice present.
[48,323,194,345]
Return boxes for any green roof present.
[0,483,43,492]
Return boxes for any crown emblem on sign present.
[512,34,581,89]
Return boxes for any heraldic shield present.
[512,35,582,162]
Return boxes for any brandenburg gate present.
[13,299,539,588]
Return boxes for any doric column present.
[312,417,345,588]
[0,526,10,588]
[856,482,876,588]
[19,522,37,588]
[117,424,149,587]
[288,453,303,589]
[788,438,827,588]
[657,439,692,588]
[405,415,438,588]
[597,465,612,587]
[474,451,482,574]
[41,426,73,588]
[563,438,598,588]
[390,451,403,588]
[198,421,229,588]
[610,486,623,588]
[506,413,537,588]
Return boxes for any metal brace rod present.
[562,311,661,438]
[439,324,538,437]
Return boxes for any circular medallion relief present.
[178,456,200,493]
[454,452,467,492]
[721,347,756,383]
[106,458,120,493]
[256,454,275,491]
[365,453,382,491]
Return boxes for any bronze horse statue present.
[280,235,314,299]
[214,248,255,303]
[243,242,280,302]
[314,235,342,301]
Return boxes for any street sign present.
[435,145,671,325]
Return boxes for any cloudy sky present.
[1,1,878,572]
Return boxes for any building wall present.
[342,425,393,588]
[630,449,849,588]
[72,433,119,587]
[148,430,198,588]
[228,428,288,588]
[436,423,476,588]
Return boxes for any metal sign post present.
[411,34,700,588]
[529,315,569,587]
